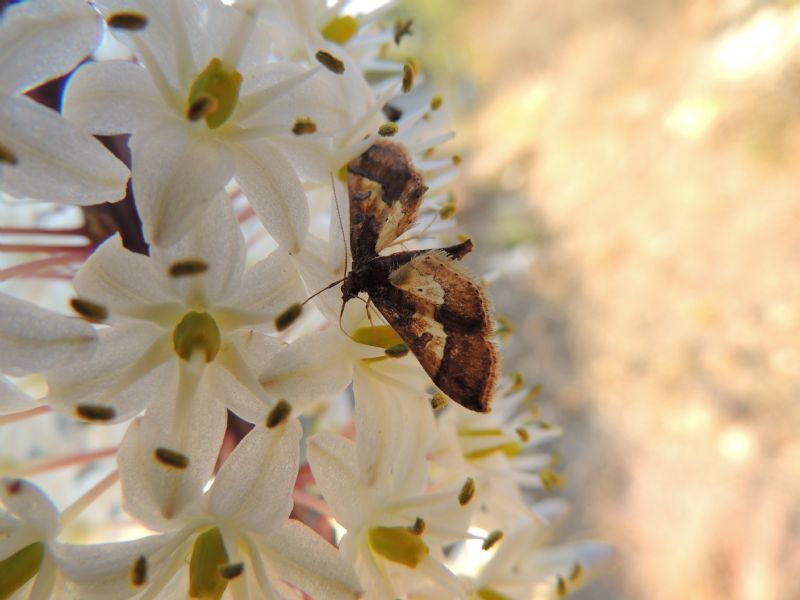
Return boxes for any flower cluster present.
[0,1,609,598]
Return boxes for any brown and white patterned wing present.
[369,250,498,412]
[346,141,427,262]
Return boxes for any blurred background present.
[400,0,800,598]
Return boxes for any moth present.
[341,140,498,412]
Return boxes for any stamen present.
[569,563,583,583]
[439,194,456,220]
[266,400,292,428]
[394,19,414,45]
[70,297,108,322]
[477,587,512,600]
[154,447,189,470]
[430,95,443,110]
[384,342,409,358]
[315,50,345,74]
[539,469,565,490]
[189,528,229,599]
[0,542,44,598]
[511,372,524,391]
[430,392,448,410]
[168,259,209,277]
[106,12,148,31]
[458,478,475,505]
[516,427,529,443]
[274,303,302,331]
[495,314,513,339]
[5,479,22,495]
[75,404,116,422]
[382,103,403,122]
[557,576,568,597]
[452,154,462,165]
[368,525,430,568]
[482,530,503,550]
[378,122,399,137]
[130,555,148,587]
[322,15,359,45]
[0,143,18,165]
[409,517,425,535]
[186,58,242,129]
[220,562,244,580]
[402,59,418,93]
[291,116,317,135]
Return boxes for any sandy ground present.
[407,0,800,597]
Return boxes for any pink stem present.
[0,406,50,425]
[0,250,86,281]
[10,446,118,477]
[0,226,86,236]
[0,243,91,253]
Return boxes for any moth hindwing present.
[341,141,498,412]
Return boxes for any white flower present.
[307,389,473,599]
[0,0,129,204]
[43,197,304,517]
[59,418,362,599]
[62,0,366,248]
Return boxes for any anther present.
[322,15,359,45]
[430,95,443,111]
[187,95,219,122]
[539,469,565,490]
[408,517,425,535]
[496,314,514,339]
[0,143,18,165]
[70,297,108,322]
[315,50,345,74]
[130,555,147,587]
[378,122,399,137]
[557,576,568,597]
[382,103,403,122]
[384,343,409,358]
[458,477,475,505]
[516,427,529,443]
[394,19,414,45]
[511,372,524,391]
[569,563,583,582]
[5,479,22,495]
[402,60,418,93]
[292,116,317,135]
[439,197,456,220]
[154,447,189,470]
[266,400,292,428]
[220,562,244,580]
[274,303,302,331]
[482,530,503,550]
[168,259,208,277]
[76,404,116,422]
[106,12,148,31]
[430,392,448,410]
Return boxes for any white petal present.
[63,60,165,135]
[292,234,347,324]
[44,325,170,423]
[232,140,309,254]
[306,431,364,530]
[220,249,305,324]
[0,377,34,414]
[0,291,96,376]
[0,96,130,204]
[258,519,362,600]
[0,0,101,94]
[74,234,178,310]
[150,194,245,306]
[0,478,59,540]
[258,330,353,407]
[207,419,302,533]
[130,119,235,247]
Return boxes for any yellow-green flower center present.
[352,325,403,349]
[368,525,429,568]
[321,15,359,45]
[0,542,44,599]
[173,311,221,362]
[189,528,229,600]
[187,58,242,129]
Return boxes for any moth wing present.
[370,250,498,412]
[347,141,427,262]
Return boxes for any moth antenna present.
[330,172,349,282]
[302,277,345,306]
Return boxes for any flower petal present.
[306,431,364,530]
[0,0,101,95]
[232,140,309,254]
[258,330,353,408]
[130,119,234,247]
[207,419,302,533]
[0,96,129,204]
[63,60,165,135]
[257,519,363,600]
[0,378,34,415]
[0,479,59,540]
[0,291,96,376]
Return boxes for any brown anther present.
[154,447,189,470]
[430,95,443,111]
[292,116,317,135]
[70,297,108,322]
[408,517,426,535]
[482,530,504,550]
[384,342,409,358]
[274,303,302,331]
[382,103,403,122]
[315,50,345,74]
[0,143,18,165]
[378,122,399,137]
[106,12,148,30]
[430,392,448,410]
[131,555,148,587]
[76,404,116,422]
[394,19,414,45]
[402,60,417,93]
[5,479,22,495]
[168,259,208,277]
[458,477,475,505]
[187,95,219,121]
[452,154,462,165]
[516,427,529,443]
[266,400,292,428]
[220,562,245,579]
